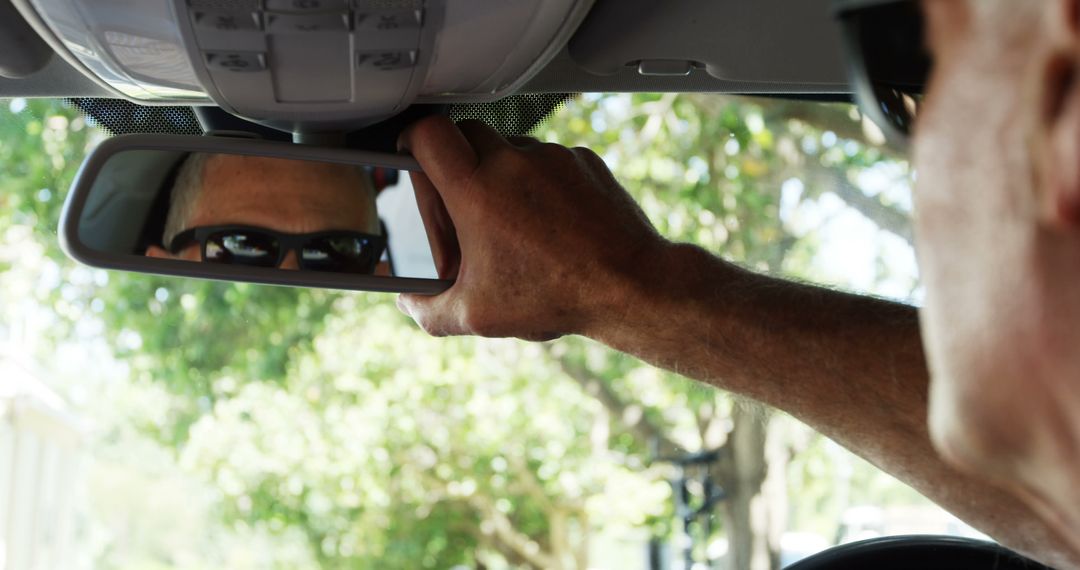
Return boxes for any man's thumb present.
[396,292,459,337]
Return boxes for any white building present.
[0,359,83,570]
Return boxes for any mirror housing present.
[61,134,451,294]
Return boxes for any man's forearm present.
[587,242,1079,568]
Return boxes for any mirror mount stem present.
[193,107,291,142]
[293,130,348,147]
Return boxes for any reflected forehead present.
[190,155,376,233]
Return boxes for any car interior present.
[0,0,1056,568]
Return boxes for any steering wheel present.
[786,535,1052,570]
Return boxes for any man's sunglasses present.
[834,0,931,147]
[169,225,387,274]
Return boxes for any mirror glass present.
[75,150,438,282]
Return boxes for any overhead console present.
[10,0,852,130]
[13,0,594,129]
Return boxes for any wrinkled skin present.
[397,0,1080,564]
[916,0,1080,550]
[397,122,663,341]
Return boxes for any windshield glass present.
[0,95,979,569]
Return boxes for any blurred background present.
[0,94,984,570]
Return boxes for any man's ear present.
[1038,0,1080,228]
[1065,0,1080,35]
[146,245,173,258]
[1041,52,1080,229]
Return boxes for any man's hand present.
[395,116,1080,568]
[397,116,665,340]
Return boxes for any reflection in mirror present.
[77,150,437,279]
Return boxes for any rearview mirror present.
[60,134,450,294]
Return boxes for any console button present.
[192,10,261,32]
[188,0,259,8]
[269,34,350,102]
[264,0,346,12]
[352,0,422,9]
[353,9,421,49]
[204,51,266,72]
[356,50,416,71]
[265,12,350,33]
[354,9,422,31]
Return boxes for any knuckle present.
[571,146,604,165]
[485,145,531,173]
[571,147,611,174]
[570,145,597,159]
[407,307,450,337]
[523,331,563,343]
[459,306,499,337]
[455,118,488,130]
[490,144,524,163]
[538,142,576,162]
[407,115,452,142]
[417,317,450,338]
[509,135,541,147]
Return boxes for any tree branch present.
[413,465,555,569]
[574,509,590,570]
[783,157,914,246]
[507,453,557,511]
[828,177,914,245]
[546,347,682,456]
[469,495,560,570]
[760,100,870,149]
[805,167,914,246]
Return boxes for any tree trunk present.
[762,416,793,570]
[721,402,773,570]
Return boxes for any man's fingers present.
[398,116,479,201]
[409,170,461,280]
[456,119,512,156]
[397,291,464,337]
[508,135,542,148]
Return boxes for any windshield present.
[0,95,979,569]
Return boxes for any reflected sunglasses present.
[834,0,931,147]
[168,225,387,274]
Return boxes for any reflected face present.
[155,155,381,271]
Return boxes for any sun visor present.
[568,0,847,87]
[78,149,187,255]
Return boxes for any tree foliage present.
[0,94,926,569]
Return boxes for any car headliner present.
[0,0,854,102]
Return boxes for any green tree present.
[0,99,344,446]
[533,93,915,569]
[0,95,924,569]
[171,94,918,569]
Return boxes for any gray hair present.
[162,152,208,249]
[161,153,382,249]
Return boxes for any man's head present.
[889,0,1080,537]
[147,153,382,271]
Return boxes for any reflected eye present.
[193,228,381,273]
[205,231,279,267]
[302,236,377,273]
[301,248,330,261]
